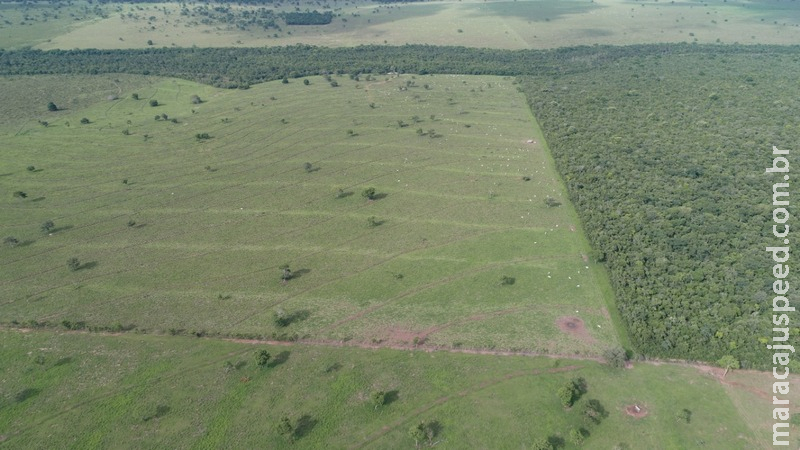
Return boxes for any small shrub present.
[80,118,90,124]
[362,187,376,200]
[303,79,310,85]
[41,220,55,233]
[4,236,19,247]
[27,165,36,172]
[544,196,561,207]
[67,257,81,271]
[190,94,202,104]
[675,408,691,423]
[47,102,58,112]
[196,133,211,140]
[13,191,27,199]
[372,390,386,409]
[255,349,271,367]
[304,162,313,173]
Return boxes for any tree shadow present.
[293,414,317,440]
[15,388,40,403]
[306,167,321,173]
[79,261,99,270]
[235,361,248,370]
[286,309,311,325]
[292,269,311,279]
[324,362,341,373]
[372,192,388,200]
[384,390,400,406]
[143,405,170,422]
[0,172,13,177]
[31,197,46,202]
[17,240,35,247]
[548,435,565,449]
[133,223,147,229]
[268,351,290,368]
[53,357,73,367]
[51,225,73,234]
[336,191,354,199]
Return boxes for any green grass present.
[0,73,622,356]
[0,329,775,449]
[3,0,797,51]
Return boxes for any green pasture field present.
[3,0,796,51]
[0,73,623,356]
[0,329,781,449]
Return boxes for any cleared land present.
[0,329,780,448]
[2,0,797,51]
[0,73,622,356]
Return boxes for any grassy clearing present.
[8,0,799,51]
[0,329,774,449]
[0,73,620,356]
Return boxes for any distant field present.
[0,0,796,51]
[0,329,779,449]
[0,73,623,356]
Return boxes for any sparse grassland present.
[0,329,781,449]
[0,73,622,356]
[6,0,798,51]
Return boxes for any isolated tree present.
[274,308,289,327]
[149,99,159,107]
[557,385,576,408]
[190,94,202,104]
[569,428,587,446]
[13,191,27,199]
[277,416,294,441]
[330,80,339,87]
[256,349,271,367]
[499,275,515,286]
[582,399,607,424]
[196,133,211,140]
[367,216,380,227]
[409,422,426,449]
[335,189,346,199]
[27,165,36,172]
[4,236,19,247]
[47,102,58,112]
[303,162,313,173]
[67,257,81,271]
[718,355,739,377]
[603,346,628,368]
[303,79,310,85]
[280,264,292,282]
[372,390,386,409]
[427,129,436,138]
[544,196,561,207]
[80,118,90,124]
[41,220,55,233]
[531,437,552,450]
[675,408,691,424]
[362,187,376,201]
[131,93,139,100]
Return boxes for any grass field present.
[0,73,623,356]
[6,0,797,51]
[0,329,783,449]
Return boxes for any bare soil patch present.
[625,403,648,419]
[555,316,596,344]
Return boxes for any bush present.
[149,99,159,107]
[80,118,90,124]
[27,165,36,172]
[603,346,628,368]
[47,102,58,111]
[41,220,55,233]
[4,236,19,247]
[362,187,376,200]
[67,257,81,271]
[13,191,27,199]
[255,349,271,367]
[196,133,211,140]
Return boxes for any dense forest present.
[1,43,797,368]
[524,52,800,369]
